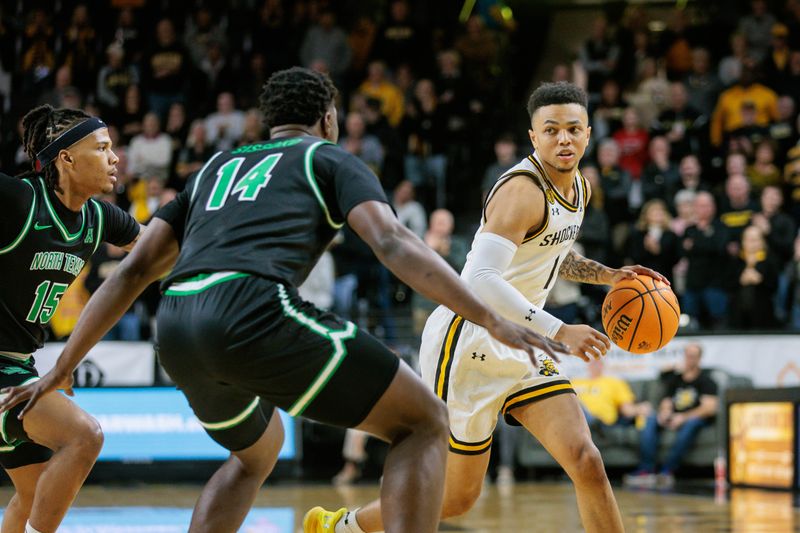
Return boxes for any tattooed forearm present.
[558,249,614,285]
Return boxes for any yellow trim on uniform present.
[502,383,574,414]
[449,435,493,453]
[522,202,549,243]
[436,316,463,399]
[578,169,589,208]
[528,155,579,213]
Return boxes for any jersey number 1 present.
[26,280,68,324]
[206,153,283,211]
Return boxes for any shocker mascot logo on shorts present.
[538,357,559,377]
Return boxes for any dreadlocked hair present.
[260,67,337,129]
[18,104,91,193]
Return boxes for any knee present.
[441,484,481,519]
[391,395,449,443]
[72,416,104,458]
[566,441,607,487]
[8,491,33,516]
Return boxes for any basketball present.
[601,275,680,354]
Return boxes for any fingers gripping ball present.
[601,275,680,354]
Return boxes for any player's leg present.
[188,407,284,533]
[351,447,491,532]
[16,393,103,533]
[509,393,624,533]
[1,459,46,533]
[304,360,449,533]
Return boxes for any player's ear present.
[528,128,537,151]
[57,149,74,167]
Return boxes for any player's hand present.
[610,265,670,286]
[485,316,569,368]
[0,369,74,419]
[554,324,611,362]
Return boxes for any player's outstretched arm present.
[558,248,670,286]
[347,200,568,363]
[0,219,180,418]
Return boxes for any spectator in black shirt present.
[625,342,718,488]
[750,185,796,263]
[651,82,703,162]
[641,136,681,207]
[373,0,423,71]
[727,225,781,328]
[628,199,680,280]
[142,18,191,120]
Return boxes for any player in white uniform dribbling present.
[306,82,668,533]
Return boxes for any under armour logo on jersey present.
[84,228,93,244]
[472,352,486,361]
[525,309,536,322]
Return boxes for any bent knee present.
[441,485,481,519]
[566,441,607,486]
[72,416,104,455]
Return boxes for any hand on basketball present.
[553,324,611,362]
[610,265,670,286]
[0,369,74,419]
[486,317,569,368]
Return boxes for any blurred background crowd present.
[1,0,800,346]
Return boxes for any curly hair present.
[19,104,91,192]
[259,67,337,129]
[526,82,588,120]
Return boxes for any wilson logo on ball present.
[610,314,633,344]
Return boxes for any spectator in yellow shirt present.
[573,359,652,427]
[358,61,405,126]
[710,63,778,147]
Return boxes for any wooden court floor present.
[1,481,798,532]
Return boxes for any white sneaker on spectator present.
[496,465,515,486]
[623,471,657,488]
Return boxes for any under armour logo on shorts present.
[472,352,486,361]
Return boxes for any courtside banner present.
[35,341,155,386]
[558,335,800,388]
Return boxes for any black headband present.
[35,117,107,171]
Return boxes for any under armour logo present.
[552,207,560,216]
[472,352,486,361]
[525,309,536,322]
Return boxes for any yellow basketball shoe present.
[303,506,347,532]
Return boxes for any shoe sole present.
[303,506,324,532]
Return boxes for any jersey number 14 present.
[206,153,283,211]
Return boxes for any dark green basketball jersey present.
[0,174,139,353]
[158,136,389,288]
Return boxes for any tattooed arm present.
[559,248,671,286]
[559,248,616,285]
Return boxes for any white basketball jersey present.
[462,152,587,308]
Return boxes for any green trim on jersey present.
[0,376,40,447]
[304,141,344,230]
[191,151,224,201]
[90,199,104,253]
[164,271,251,296]
[39,178,86,242]
[0,179,36,255]
[277,283,356,416]
[199,397,261,431]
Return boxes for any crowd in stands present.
[2,0,800,343]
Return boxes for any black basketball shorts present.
[0,355,53,469]
[156,273,400,451]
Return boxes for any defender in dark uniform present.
[4,69,565,533]
[0,105,139,533]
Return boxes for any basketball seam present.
[603,291,644,333]
[654,287,680,319]
[646,283,664,351]
[625,296,646,352]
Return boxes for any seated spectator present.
[670,189,697,237]
[641,136,681,207]
[299,9,351,87]
[481,133,519,201]
[681,192,730,329]
[612,106,649,182]
[403,79,447,201]
[652,82,704,163]
[684,47,721,118]
[751,185,796,263]
[591,78,627,142]
[628,199,680,280]
[625,342,718,488]
[676,153,705,193]
[747,139,782,191]
[204,92,245,151]
[785,146,800,224]
[184,7,226,66]
[579,15,620,100]
[727,225,780,329]
[96,42,138,116]
[119,84,144,143]
[373,0,422,71]
[142,18,191,120]
[573,359,652,430]
[411,209,468,335]
[359,60,404,127]
[718,173,759,253]
[127,112,172,181]
[175,120,215,185]
[725,101,769,158]
[711,63,778,149]
[761,23,792,91]
[455,15,500,99]
[769,96,798,167]
[237,109,266,147]
[339,111,384,175]
[738,0,777,62]
[392,180,427,238]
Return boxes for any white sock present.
[25,522,45,533]
[335,508,366,533]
